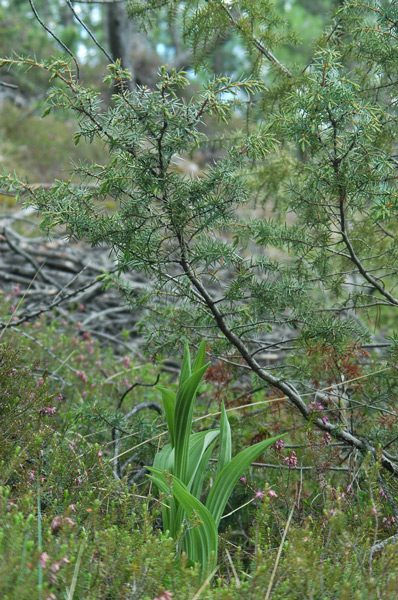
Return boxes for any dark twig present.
[28,0,80,79]
[113,376,161,479]
[65,0,114,63]
[116,374,161,411]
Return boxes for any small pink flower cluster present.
[283,451,298,469]
[39,552,70,585]
[274,439,284,452]
[323,432,332,446]
[379,487,388,499]
[51,515,76,533]
[39,406,57,416]
[308,402,324,411]
[153,592,173,600]
[77,370,88,383]
[240,476,278,500]
[383,516,396,529]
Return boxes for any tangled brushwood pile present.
[0,209,147,356]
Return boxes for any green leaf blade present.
[207,434,285,526]
[217,402,232,476]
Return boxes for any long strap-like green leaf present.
[174,364,209,484]
[217,402,232,476]
[148,467,218,576]
[206,434,285,526]
[188,430,220,498]
[157,386,176,447]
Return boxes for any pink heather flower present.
[77,321,83,331]
[95,360,102,366]
[39,552,50,569]
[379,488,387,499]
[322,416,328,425]
[82,391,87,398]
[323,432,332,446]
[123,356,131,368]
[267,489,278,498]
[239,476,247,484]
[82,331,91,341]
[274,439,284,452]
[10,304,15,314]
[69,504,76,512]
[51,516,75,533]
[77,371,88,383]
[77,354,85,363]
[153,592,173,600]
[36,378,45,388]
[371,506,378,515]
[254,490,265,499]
[97,449,103,458]
[283,451,298,469]
[28,470,35,483]
[40,406,57,416]
[12,284,20,296]
[78,304,85,312]
[383,517,396,529]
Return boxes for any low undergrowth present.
[1,301,398,599]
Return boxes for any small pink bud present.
[283,451,298,469]
[40,552,50,569]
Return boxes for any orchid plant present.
[147,341,283,577]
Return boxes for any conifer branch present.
[178,242,398,477]
[218,3,293,79]
[338,197,398,307]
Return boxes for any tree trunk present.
[106,2,135,91]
